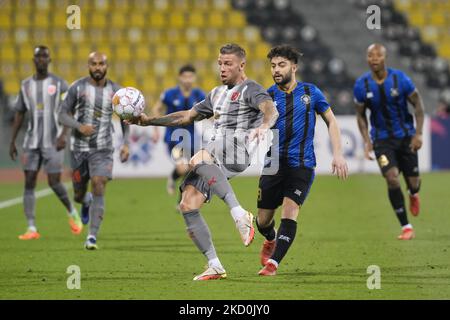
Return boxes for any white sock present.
[87,234,96,240]
[68,208,78,217]
[402,224,413,230]
[230,206,247,221]
[83,192,92,205]
[267,259,278,268]
[208,258,224,269]
[28,225,37,233]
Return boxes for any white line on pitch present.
[0,183,72,210]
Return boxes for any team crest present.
[231,91,240,101]
[47,84,56,96]
[378,155,389,168]
[301,94,311,105]
[390,88,399,97]
[366,92,374,99]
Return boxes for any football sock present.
[23,188,36,228]
[194,163,240,209]
[50,182,73,213]
[182,209,218,262]
[89,195,105,237]
[83,192,92,206]
[256,218,276,241]
[388,187,409,226]
[271,219,297,264]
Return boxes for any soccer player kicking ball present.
[126,44,279,280]
[58,52,130,250]
[257,45,348,276]
[9,46,82,240]
[354,43,425,240]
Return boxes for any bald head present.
[88,52,108,82]
[367,43,387,73]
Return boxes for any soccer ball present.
[112,87,145,120]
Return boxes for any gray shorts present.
[179,135,250,203]
[70,149,114,188]
[22,147,64,174]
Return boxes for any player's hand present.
[79,124,95,136]
[120,144,129,163]
[364,141,375,160]
[410,133,422,152]
[56,134,66,151]
[124,113,152,126]
[249,126,268,144]
[332,154,348,180]
[9,142,17,161]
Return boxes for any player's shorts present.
[21,147,64,174]
[373,136,419,177]
[257,166,315,209]
[70,149,114,188]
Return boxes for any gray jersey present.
[60,77,121,152]
[193,79,270,138]
[16,74,68,149]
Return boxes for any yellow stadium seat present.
[408,11,426,27]
[111,12,127,28]
[89,13,107,28]
[1,46,15,62]
[166,28,183,44]
[56,47,74,62]
[115,46,131,62]
[18,45,34,62]
[0,13,12,28]
[195,44,213,60]
[136,46,151,61]
[149,12,166,28]
[31,29,50,44]
[438,42,450,59]
[174,44,192,61]
[94,0,110,12]
[52,12,68,28]
[130,12,146,28]
[227,11,246,28]
[208,11,226,28]
[5,80,20,95]
[429,12,446,27]
[154,46,172,60]
[187,12,205,28]
[169,12,185,28]
[113,0,130,11]
[394,0,412,12]
[14,12,31,28]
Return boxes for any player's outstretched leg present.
[180,186,227,280]
[19,171,40,240]
[385,169,415,240]
[190,151,254,246]
[47,173,82,235]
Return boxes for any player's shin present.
[23,188,36,229]
[88,195,105,238]
[388,187,409,226]
[271,218,297,265]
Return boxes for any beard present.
[273,72,292,86]
[90,69,106,81]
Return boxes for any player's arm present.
[9,111,25,161]
[407,89,425,151]
[58,85,95,136]
[127,108,206,127]
[249,99,279,143]
[355,101,374,160]
[56,81,71,151]
[320,108,348,180]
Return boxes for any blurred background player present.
[9,45,82,240]
[58,52,130,250]
[127,44,278,280]
[152,64,205,204]
[354,43,425,240]
[256,45,348,276]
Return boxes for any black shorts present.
[257,166,315,210]
[373,136,419,177]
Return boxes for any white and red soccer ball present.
[112,87,145,120]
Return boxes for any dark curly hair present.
[267,45,303,64]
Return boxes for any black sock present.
[271,219,297,264]
[408,180,421,195]
[171,169,181,181]
[388,187,409,226]
[256,218,276,241]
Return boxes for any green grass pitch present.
[0,172,449,299]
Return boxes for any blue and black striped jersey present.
[268,81,330,169]
[353,68,416,141]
